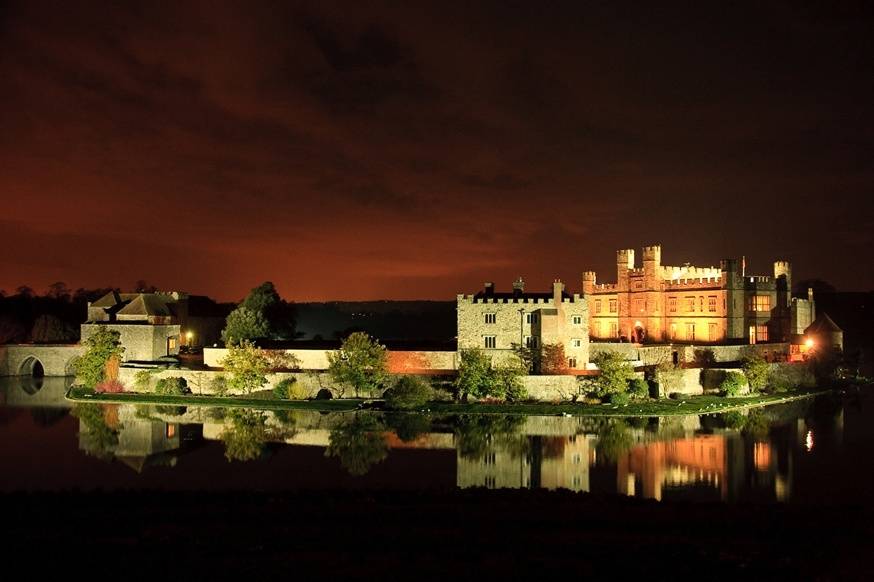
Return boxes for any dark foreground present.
[4,490,872,579]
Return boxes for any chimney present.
[484,282,494,296]
[553,279,565,303]
[512,276,525,293]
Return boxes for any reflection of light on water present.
[805,430,814,452]
[754,442,772,471]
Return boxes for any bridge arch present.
[18,356,45,378]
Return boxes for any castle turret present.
[553,279,565,304]
[582,271,596,295]
[774,260,792,307]
[616,248,634,292]
[642,244,662,290]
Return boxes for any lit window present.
[166,424,176,438]
[484,313,496,324]
[595,300,602,314]
[572,315,582,325]
[685,323,696,341]
[669,297,677,313]
[571,338,582,348]
[708,296,717,312]
[756,325,769,342]
[608,299,617,313]
[749,295,771,312]
[484,336,496,349]
[686,296,695,312]
[167,337,177,351]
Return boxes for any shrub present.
[133,369,153,391]
[155,376,189,395]
[627,378,649,401]
[210,375,229,396]
[742,353,770,392]
[491,365,527,402]
[273,377,308,400]
[592,351,635,399]
[720,371,746,397]
[609,391,630,405]
[768,363,814,393]
[74,327,125,388]
[315,388,334,400]
[504,379,528,403]
[95,379,125,393]
[384,376,432,410]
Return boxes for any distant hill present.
[294,301,456,342]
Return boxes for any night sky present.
[1,1,872,301]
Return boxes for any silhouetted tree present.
[31,314,77,344]
[134,280,158,293]
[46,282,71,301]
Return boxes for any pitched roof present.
[91,292,139,308]
[805,312,842,334]
[117,294,172,317]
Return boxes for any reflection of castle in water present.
[58,397,845,502]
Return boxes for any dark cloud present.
[0,0,873,299]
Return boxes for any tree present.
[221,281,297,343]
[592,351,636,399]
[455,348,496,401]
[134,280,158,293]
[742,352,770,392]
[455,348,526,402]
[220,340,271,394]
[512,342,542,374]
[221,306,269,346]
[31,314,77,344]
[0,314,27,344]
[46,281,71,301]
[540,343,569,375]
[74,327,124,388]
[327,332,388,397]
[242,281,280,314]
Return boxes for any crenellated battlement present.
[590,283,618,293]
[642,244,662,262]
[663,276,724,290]
[457,294,584,305]
[660,265,721,281]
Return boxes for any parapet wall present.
[203,347,457,373]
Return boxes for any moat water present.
[2,376,873,504]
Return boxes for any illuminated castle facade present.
[582,245,815,345]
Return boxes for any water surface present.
[2,376,872,504]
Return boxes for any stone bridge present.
[0,344,84,377]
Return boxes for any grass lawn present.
[67,386,828,416]
[66,387,365,412]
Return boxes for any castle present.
[582,245,815,345]
[456,244,823,369]
[457,279,589,370]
